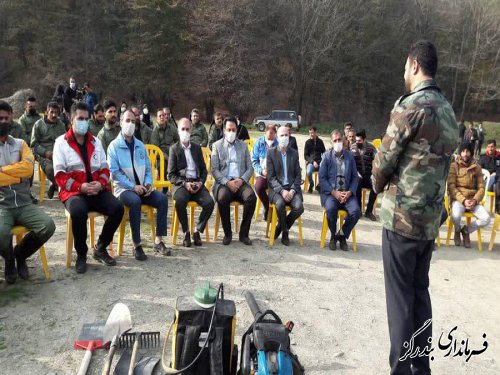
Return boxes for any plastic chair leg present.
[117,210,127,256]
[298,216,303,247]
[190,205,195,233]
[320,211,328,248]
[213,208,220,241]
[39,246,50,279]
[66,216,73,268]
[489,215,500,251]
[269,206,277,246]
[445,219,454,246]
[172,210,179,246]
[477,227,482,251]
[352,228,357,253]
[89,216,95,248]
[234,205,239,234]
[255,198,261,221]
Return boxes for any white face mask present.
[143,108,149,115]
[225,131,236,143]
[121,106,127,112]
[122,121,135,137]
[333,142,343,153]
[70,82,76,90]
[179,130,190,143]
[266,139,274,147]
[278,135,289,149]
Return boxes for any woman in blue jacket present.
[107,110,170,260]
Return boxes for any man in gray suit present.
[267,126,304,246]
[211,116,256,245]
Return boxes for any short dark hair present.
[94,104,104,114]
[265,124,276,133]
[458,142,474,154]
[344,122,352,128]
[191,108,200,115]
[27,96,36,102]
[309,126,317,132]
[487,139,496,147]
[356,129,367,140]
[84,82,90,88]
[103,100,116,111]
[224,116,238,128]
[214,112,223,118]
[408,40,438,78]
[0,100,13,113]
[71,102,88,118]
[47,101,60,111]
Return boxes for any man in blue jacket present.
[107,110,170,260]
[319,129,361,251]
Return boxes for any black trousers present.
[216,183,256,238]
[382,229,433,375]
[64,191,124,256]
[356,176,377,214]
[173,186,215,233]
[270,192,304,233]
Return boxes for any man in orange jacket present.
[54,102,124,273]
[0,100,55,284]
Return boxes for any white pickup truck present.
[253,110,300,131]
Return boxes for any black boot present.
[4,255,17,284]
[14,232,43,280]
[93,242,116,266]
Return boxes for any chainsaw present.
[239,291,304,375]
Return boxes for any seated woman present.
[107,110,170,260]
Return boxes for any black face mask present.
[0,122,11,137]
[28,108,37,115]
[357,142,364,148]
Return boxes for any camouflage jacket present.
[9,121,24,139]
[150,122,179,159]
[97,122,121,154]
[18,111,41,144]
[371,79,459,240]
[190,123,208,147]
[88,119,105,136]
[30,117,66,157]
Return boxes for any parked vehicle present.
[254,110,300,131]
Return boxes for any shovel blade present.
[103,303,132,343]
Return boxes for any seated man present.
[478,139,499,191]
[211,116,256,245]
[304,126,325,193]
[168,118,215,247]
[108,110,170,260]
[448,143,491,248]
[283,123,298,151]
[350,129,378,221]
[151,108,179,182]
[54,102,124,273]
[267,126,304,246]
[97,100,121,154]
[88,104,106,136]
[31,101,67,199]
[208,112,224,150]
[18,96,42,145]
[319,129,361,251]
[0,101,55,284]
[130,105,152,144]
[190,108,208,147]
[251,124,277,220]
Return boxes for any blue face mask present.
[75,119,89,135]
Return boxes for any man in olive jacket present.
[189,108,208,147]
[371,41,459,375]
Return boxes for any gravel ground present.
[1,133,499,374]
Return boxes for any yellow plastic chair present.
[487,191,495,213]
[303,171,319,192]
[372,138,382,150]
[361,188,378,215]
[145,145,172,192]
[202,147,214,190]
[117,205,156,256]
[171,201,210,245]
[445,169,490,251]
[11,226,50,279]
[65,210,115,268]
[38,163,47,202]
[320,209,357,252]
[244,139,255,154]
[213,201,241,240]
[265,204,303,247]
[489,214,500,251]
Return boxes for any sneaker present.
[47,183,56,199]
[75,255,87,274]
[223,235,232,245]
[133,245,147,261]
[461,225,471,248]
[4,257,17,284]
[454,230,461,246]
[337,234,348,251]
[193,231,202,246]
[93,246,116,266]
[364,212,377,221]
[329,237,336,251]
[308,185,313,194]
[182,232,192,247]
[153,241,171,256]
[240,237,253,246]
[281,231,290,246]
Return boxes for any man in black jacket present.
[304,127,325,193]
[478,139,499,191]
[267,126,304,246]
[168,118,215,247]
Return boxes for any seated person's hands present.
[143,183,152,196]
[134,184,146,196]
[227,179,239,193]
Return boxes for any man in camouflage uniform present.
[88,104,106,136]
[189,108,208,147]
[151,108,179,182]
[31,101,67,199]
[18,96,42,144]
[372,41,458,375]
[97,100,121,154]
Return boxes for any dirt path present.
[1,133,499,374]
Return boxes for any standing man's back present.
[371,40,458,375]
